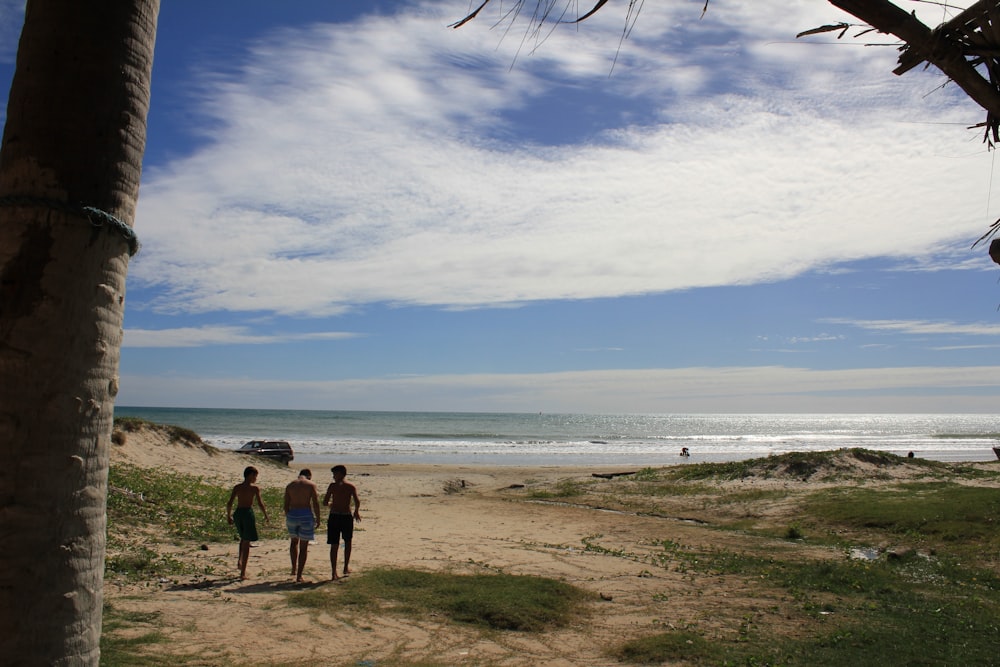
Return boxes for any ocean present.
[113,407,1000,466]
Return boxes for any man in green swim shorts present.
[226,466,270,580]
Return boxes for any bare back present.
[230,481,259,509]
[324,481,359,514]
[284,477,319,513]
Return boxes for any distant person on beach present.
[323,465,362,581]
[226,466,269,580]
[680,447,690,457]
[284,469,321,582]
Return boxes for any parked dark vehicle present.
[236,440,294,465]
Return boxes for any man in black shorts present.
[323,465,362,580]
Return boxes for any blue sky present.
[4,0,1000,413]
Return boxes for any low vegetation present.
[609,548,1000,665]
[521,449,1000,665]
[101,604,170,667]
[661,448,941,482]
[113,416,203,447]
[106,464,286,579]
[290,567,592,632]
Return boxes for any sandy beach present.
[105,423,1000,666]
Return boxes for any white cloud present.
[118,364,1000,412]
[828,318,1000,336]
[131,1,994,318]
[787,333,845,344]
[123,326,359,348]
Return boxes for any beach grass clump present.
[104,544,190,580]
[527,477,588,498]
[112,416,206,448]
[631,467,662,481]
[101,603,172,666]
[609,630,722,664]
[784,524,804,540]
[113,416,152,433]
[290,567,592,632]
[163,423,202,445]
[671,457,777,481]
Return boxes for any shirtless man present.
[283,469,321,582]
[226,466,269,580]
[323,465,362,580]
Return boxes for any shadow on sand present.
[166,577,329,593]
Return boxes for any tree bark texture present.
[0,1,159,664]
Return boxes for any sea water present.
[113,407,1000,466]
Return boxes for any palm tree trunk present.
[0,1,159,664]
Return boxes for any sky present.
[4,0,1000,413]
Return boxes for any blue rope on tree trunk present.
[0,194,141,256]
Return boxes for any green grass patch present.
[784,524,804,540]
[104,544,191,580]
[106,463,285,579]
[557,473,791,519]
[624,543,1000,665]
[805,482,1000,550]
[108,463,285,543]
[527,478,588,499]
[624,480,717,497]
[289,567,592,631]
[628,481,786,504]
[100,603,172,666]
[608,549,1000,665]
[610,630,722,664]
[593,472,1000,667]
[666,451,837,481]
[630,467,662,481]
